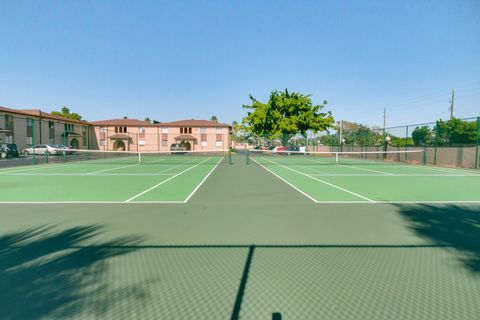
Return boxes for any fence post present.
[405,126,409,161]
[433,123,439,165]
[475,117,480,169]
[32,118,36,165]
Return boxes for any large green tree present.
[411,126,433,146]
[242,89,335,140]
[51,106,82,121]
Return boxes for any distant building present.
[90,119,231,151]
[1,105,232,152]
[0,106,91,151]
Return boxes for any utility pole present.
[450,89,455,120]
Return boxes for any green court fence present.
[234,116,480,169]
[325,117,480,169]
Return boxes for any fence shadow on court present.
[397,204,480,273]
[0,225,147,320]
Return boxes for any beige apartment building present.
[1,105,232,152]
[0,106,92,151]
[90,119,231,151]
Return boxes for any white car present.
[22,144,63,156]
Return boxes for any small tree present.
[144,117,151,123]
[51,106,82,121]
[210,116,218,123]
[242,89,335,146]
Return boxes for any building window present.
[124,126,127,133]
[139,140,146,146]
[139,127,145,133]
[162,140,168,146]
[200,128,207,133]
[99,139,106,146]
[216,128,222,134]
[5,115,14,143]
[180,127,192,134]
[115,127,119,133]
[82,126,87,146]
[49,121,55,144]
[161,128,168,133]
[64,123,74,131]
[100,127,106,133]
[26,118,34,145]
[201,141,207,147]
[216,141,222,147]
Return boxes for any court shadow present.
[0,225,147,320]
[396,204,480,273]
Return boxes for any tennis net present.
[40,148,233,165]
[246,149,426,166]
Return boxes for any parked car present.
[52,144,74,154]
[170,143,187,154]
[22,144,64,156]
[0,143,20,159]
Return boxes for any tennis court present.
[0,150,227,203]
[1,151,479,320]
[248,150,480,203]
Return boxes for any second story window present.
[161,128,168,133]
[200,128,208,134]
[216,128,222,134]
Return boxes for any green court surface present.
[250,154,480,203]
[1,154,479,319]
[0,155,224,203]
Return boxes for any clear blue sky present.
[1,0,479,128]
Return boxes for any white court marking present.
[261,157,375,202]
[125,157,212,202]
[250,158,318,203]
[183,157,224,202]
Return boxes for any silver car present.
[22,144,63,156]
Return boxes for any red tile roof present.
[160,119,230,127]
[0,106,87,124]
[90,119,156,126]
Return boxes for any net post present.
[45,150,49,164]
[246,149,250,165]
[335,152,339,164]
[228,150,233,165]
[423,147,427,165]
[138,152,142,164]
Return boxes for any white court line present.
[5,173,175,176]
[0,201,185,204]
[0,200,479,204]
[261,157,376,203]
[155,158,200,175]
[250,158,319,203]
[183,157,224,203]
[304,159,393,175]
[124,157,212,202]
[338,164,394,175]
[405,164,479,175]
[86,163,141,174]
[308,173,473,177]
[0,162,90,174]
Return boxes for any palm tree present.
[210,115,218,123]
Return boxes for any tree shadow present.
[0,225,147,320]
[396,204,480,273]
